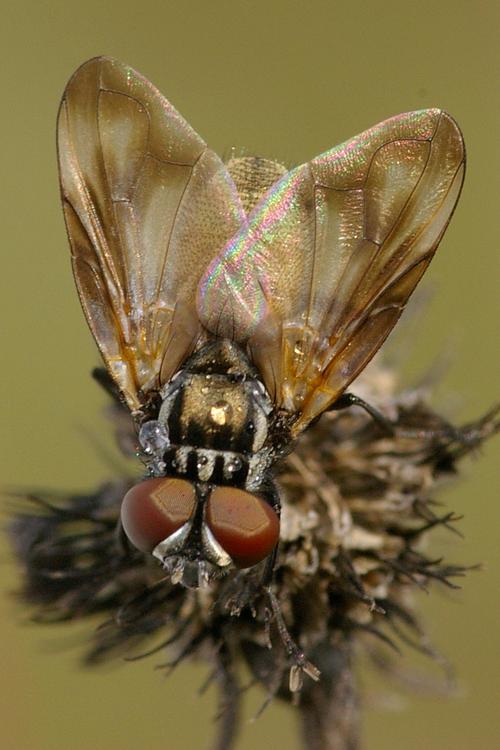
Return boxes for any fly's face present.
[57,57,465,585]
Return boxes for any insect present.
[58,56,465,590]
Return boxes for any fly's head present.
[120,477,280,588]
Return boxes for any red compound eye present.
[206,487,279,568]
[121,478,196,553]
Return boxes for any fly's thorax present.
[159,372,270,452]
[138,341,274,491]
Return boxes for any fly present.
[56,56,465,589]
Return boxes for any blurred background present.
[1,1,498,748]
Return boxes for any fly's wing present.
[58,57,246,412]
[197,110,465,435]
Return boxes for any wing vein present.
[154,150,204,303]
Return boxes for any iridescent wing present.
[58,57,246,412]
[197,110,465,435]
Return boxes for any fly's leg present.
[330,392,396,434]
[265,588,320,691]
[331,392,469,443]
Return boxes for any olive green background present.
[1,1,498,749]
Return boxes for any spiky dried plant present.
[9,355,498,750]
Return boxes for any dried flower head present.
[10,357,498,750]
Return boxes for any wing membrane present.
[58,57,246,411]
[197,110,465,433]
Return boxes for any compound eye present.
[206,487,279,569]
[121,478,196,553]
